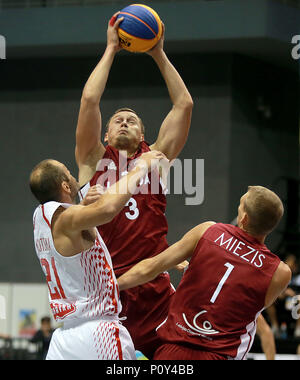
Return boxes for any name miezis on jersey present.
[214,232,266,268]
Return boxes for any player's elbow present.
[80,90,100,106]
[176,94,194,110]
[185,95,194,110]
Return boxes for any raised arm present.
[149,25,193,161]
[57,151,165,235]
[75,13,123,186]
[118,222,215,290]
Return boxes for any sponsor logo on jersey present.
[178,310,219,338]
[50,302,76,321]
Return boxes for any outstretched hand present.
[136,150,168,173]
[107,12,124,52]
[81,185,104,206]
[174,260,189,273]
[146,22,165,57]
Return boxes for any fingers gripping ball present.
[116,4,162,53]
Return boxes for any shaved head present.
[30,159,78,204]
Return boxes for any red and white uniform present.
[154,223,281,360]
[79,142,175,358]
[33,201,135,360]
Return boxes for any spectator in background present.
[30,316,54,360]
[0,333,10,339]
[265,253,300,339]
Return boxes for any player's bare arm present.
[118,221,215,290]
[53,151,165,257]
[256,314,276,360]
[264,261,292,309]
[148,25,193,161]
[75,13,123,186]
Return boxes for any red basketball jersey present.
[156,223,281,360]
[89,142,169,277]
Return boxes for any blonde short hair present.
[244,186,284,236]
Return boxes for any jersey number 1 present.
[210,262,235,304]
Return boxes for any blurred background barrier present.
[0,337,38,360]
[1,0,300,10]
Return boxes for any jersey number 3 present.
[125,198,139,220]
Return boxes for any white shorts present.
[46,318,136,360]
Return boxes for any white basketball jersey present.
[33,201,122,323]
[78,183,90,201]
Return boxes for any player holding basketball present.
[118,186,292,360]
[75,14,193,357]
[29,151,164,360]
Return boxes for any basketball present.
[116,4,163,53]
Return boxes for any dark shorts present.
[154,343,228,360]
[120,272,175,359]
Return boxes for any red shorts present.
[119,272,175,359]
[154,343,228,360]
